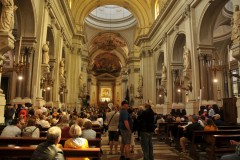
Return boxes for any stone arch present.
[46,27,55,59]
[15,1,36,37]
[172,33,186,62]
[198,0,229,45]
[72,1,153,35]
[156,51,164,72]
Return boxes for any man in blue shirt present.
[119,100,132,160]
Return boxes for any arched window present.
[155,0,160,19]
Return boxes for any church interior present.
[1,0,240,159]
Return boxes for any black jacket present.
[138,108,155,132]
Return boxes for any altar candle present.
[18,36,22,62]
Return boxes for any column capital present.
[197,44,215,60]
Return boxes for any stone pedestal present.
[0,32,15,54]
[183,69,192,81]
[0,32,15,125]
[34,97,46,109]
[232,42,240,61]
[41,64,50,76]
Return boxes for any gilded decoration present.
[92,52,121,75]
[93,33,126,51]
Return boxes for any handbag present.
[106,111,117,130]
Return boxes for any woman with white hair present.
[64,124,89,149]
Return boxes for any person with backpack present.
[22,118,40,138]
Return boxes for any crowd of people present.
[2,100,156,160]
[2,102,238,160]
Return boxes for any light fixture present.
[177,89,181,92]
[213,78,218,83]
[47,87,51,90]
[18,75,23,80]
[159,94,162,97]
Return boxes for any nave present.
[101,134,192,160]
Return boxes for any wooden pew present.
[158,122,187,144]
[206,134,240,160]
[218,126,240,130]
[0,137,101,148]
[0,146,101,159]
[40,131,102,139]
[189,130,240,160]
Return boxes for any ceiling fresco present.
[92,52,122,76]
[93,32,126,51]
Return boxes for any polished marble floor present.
[101,134,193,160]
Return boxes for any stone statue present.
[59,58,65,77]
[231,5,240,43]
[0,0,16,32]
[183,45,191,70]
[162,64,167,78]
[42,41,50,64]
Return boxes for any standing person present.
[138,104,155,160]
[31,126,64,160]
[119,100,132,160]
[106,105,120,154]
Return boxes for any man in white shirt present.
[106,105,120,154]
[1,119,22,137]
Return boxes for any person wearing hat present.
[202,109,208,117]
[213,114,224,126]
[180,115,203,154]
[119,100,132,160]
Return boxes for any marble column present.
[141,49,155,102]
[198,45,215,101]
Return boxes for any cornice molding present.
[135,0,177,46]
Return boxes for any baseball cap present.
[121,100,129,106]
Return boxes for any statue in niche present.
[231,5,240,43]
[0,0,17,32]
[137,75,143,97]
[42,41,50,64]
[183,45,191,70]
[59,58,65,77]
[162,64,167,79]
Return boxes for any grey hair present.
[47,126,61,143]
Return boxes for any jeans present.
[140,132,154,160]
[221,153,240,160]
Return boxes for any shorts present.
[120,129,131,145]
[109,131,119,142]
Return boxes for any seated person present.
[221,140,240,160]
[204,119,218,131]
[22,117,40,138]
[38,114,51,129]
[1,118,22,137]
[180,115,203,153]
[82,121,96,140]
[64,124,89,149]
[204,119,218,143]
[213,114,224,126]
[31,126,64,160]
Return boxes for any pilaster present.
[0,32,15,124]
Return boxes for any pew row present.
[0,146,101,159]
[206,134,240,160]
[189,130,240,160]
[0,137,101,148]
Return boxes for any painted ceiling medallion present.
[93,33,126,51]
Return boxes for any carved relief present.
[231,5,240,43]
[0,0,17,32]
[183,46,191,70]
[161,64,167,79]
[42,41,50,64]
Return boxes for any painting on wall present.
[100,87,112,102]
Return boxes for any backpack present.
[22,127,37,137]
